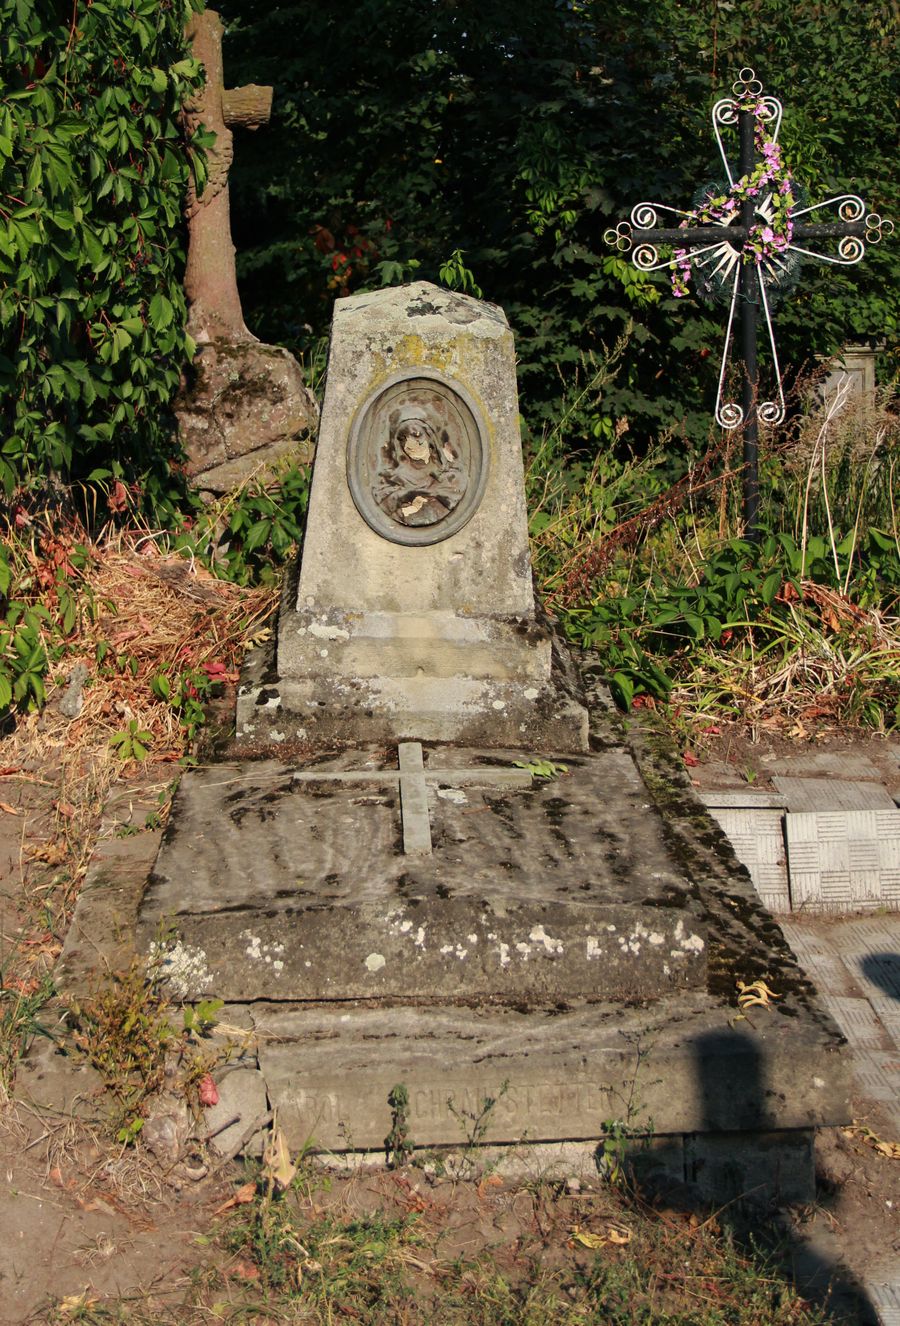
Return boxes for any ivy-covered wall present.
[0,0,205,512]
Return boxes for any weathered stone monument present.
[123,281,850,1198]
[237,282,587,748]
[177,10,317,494]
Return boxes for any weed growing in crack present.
[0,963,56,1090]
[63,958,223,1143]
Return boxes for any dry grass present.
[4,528,276,899]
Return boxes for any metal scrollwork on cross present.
[604,67,893,528]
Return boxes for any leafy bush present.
[223,0,897,453]
[0,0,205,512]
[564,528,900,730]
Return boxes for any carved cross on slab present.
[292,742,533,857]
[183,9,273,341]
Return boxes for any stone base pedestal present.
[177,339,317,494]
[237,567,588,749]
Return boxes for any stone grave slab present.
[774,776,896,812]
[139,743,707,1004]
[128,279,854,1189]
[785,809,900,911]
[702,803,789,912]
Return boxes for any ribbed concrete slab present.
[785,810,900,911]
[821,996,890,1050]
[705,806,789,911]
[850,1050,900,1107]
[775,777,896,812]
[869,1278,900,1326]
[767,753,883,780]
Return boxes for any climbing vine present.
[0,0,207,514]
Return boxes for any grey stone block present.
[205,1068,269,1156]
[238,281,587,751]
[252,1000,850,1153]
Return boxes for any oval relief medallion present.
[347,373,489,546]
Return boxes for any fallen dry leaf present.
[263,1124,297,1192]
[571,1222,632,1249]
[842,1122,900,1159]
[736,979,781,1010]
[198,1073,219,1107]
[58,1292,100,1316]
[213,1180,257,1216]
[228,1259,260,1282]
[0,801,20,815]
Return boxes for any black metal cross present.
[605,68,892,532]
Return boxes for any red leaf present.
[198,1074,219,1107]
[683,752,700,767]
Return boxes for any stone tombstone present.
[819,344,877,411]
[176,9,317,494]
[237,281,588,749]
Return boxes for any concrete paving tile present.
[867,996,900,1047]
[834,919,900,945]
[701,789,786,809]
[868,1279,900,1326]
[775,777,897,812]
[785,810,900,911]
[851,1050,900,1103]
[706,806,789,910]
[768,753,883,780]
[842,950,900,1002]
[821,996,890,1050]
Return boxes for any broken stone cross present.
[183,9,272,342]
[292,742,533,856]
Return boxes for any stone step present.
[241,996,851,1153]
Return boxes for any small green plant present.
[385,1082,413,1168]
[64,959,176,1139]
[108,718,153,762]
[0,966,56,1090]
[438,247,483,299]
[446,1079,508,1175]
[64,958,223,1142]
[595,1034,658,1186]
[150,666,211,739]
[183,997,223,1039]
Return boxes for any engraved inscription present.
[347,372,489,547]
[284,1080,608,1142]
